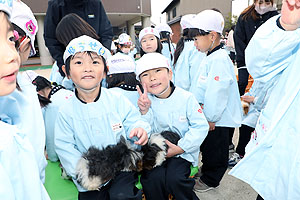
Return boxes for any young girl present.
[173,14,206,92]
[0,0,47,182]
[155,23,175,67]
[55,35,150,200]
[234,0,278,95]
[136,52,209,200]
[230,1,300,199]
[139,27,162,57]
[32,75,73,162]
[106,52,140,107]
[117,33,137,60]
[0,2,50,199]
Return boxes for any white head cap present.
[118,33,133,45]
[107,53,135,75]
[180,14,196,30]
[63,35,108,63]
[155,23,172,34]
[11,0,38,57]
[191,10,224,34]
[138,27,160,42]
[0,0,13,18]
[135,53,171,80]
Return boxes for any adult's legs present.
[238,68,249,96]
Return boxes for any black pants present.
[236,125,255,156]
[238,68,249,96]
[141,157,199,200]
[78,172,142,200]
[256,194,264,200]
[200,127,229,187]
[228,127,235,146]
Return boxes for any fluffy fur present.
[76,136,143,191]
[141,131,181,170]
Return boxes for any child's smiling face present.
[69,52,105,91]
[0,12,20,96]
[140,34,158,53]
[140,67,172,98]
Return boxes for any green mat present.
[44,161,78,200]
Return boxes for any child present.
[0,0,47,182]
[55,35,150,199]
[0,1,50,199]
[32,75,74,162]
[52,13,111,89]
[117,33,137,60]
[136,52,209,200]
[106,52,140,107]
[190,10,242,192]
[230,1,300,199]
[155,23,175,67]
[139,27,162,56]
[173,14,206,92]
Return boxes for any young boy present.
[136,52,209,200]
[0,1,50,199]
[55,35,150,200]
[190,10,242,192]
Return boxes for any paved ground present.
[30,67,257,200]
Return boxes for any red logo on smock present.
[198,108,203,113]
[214,76,220,81]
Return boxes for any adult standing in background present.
[44,0,113,77]
[234,0,278,95]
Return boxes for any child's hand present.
[137,83,151,115]
[129,127,148,145]
[165,140,184,158]
[280,0,300,30]
[208,122,215,131]
[241,95,255,103]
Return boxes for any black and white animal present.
[141,131,181,170]
[75,136,143,191]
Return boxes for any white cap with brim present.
[180,14,196,30]
[135,52,171,80]
[63,35,109,63]
[155,23,172,34]
[11,0,38,57]
[107,53,135,75]
[0,0,13,18]
[118,33,133,45]
[191,10,224,34]
[139,27,160,42]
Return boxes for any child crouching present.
[136,52,209,200]
[55,35,150,200]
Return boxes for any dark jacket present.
[234,10,278,68]
[44,0,113,76]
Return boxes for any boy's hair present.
[189,28,221,38]
[106,72,141,90]
[241,0,274,21]
[140,36,162,57]
[56,13,100,47]
[64,52,108,76]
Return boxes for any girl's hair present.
[56,13,100,47]
[64,52,108,76]
[12,23,26,49]
[241,0,274,21]
[140,36,162,57]
[173,28,190,66]
[117,44,129,53]
[160,31,174,62]
[106,72,141,90]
